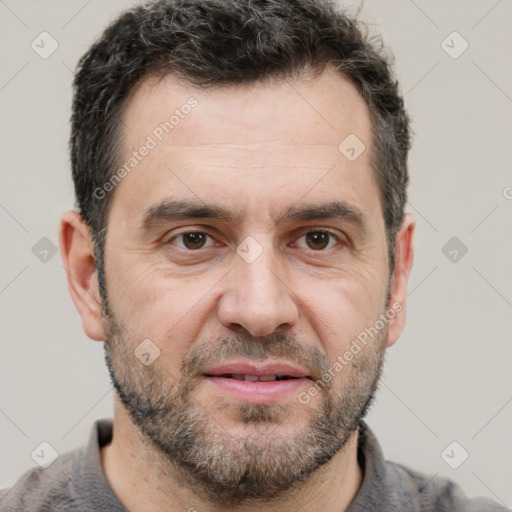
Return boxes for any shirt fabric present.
[0,418,508,511]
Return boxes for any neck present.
[101,401,363,512]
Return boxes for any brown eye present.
[170,232,214,250]
[296,231,339,251]
[306,232,329,250]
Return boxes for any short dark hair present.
[70,0,410,300]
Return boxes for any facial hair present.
[101,299,387,507]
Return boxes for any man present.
[0,0,508,510]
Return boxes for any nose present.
[217,247,299,338]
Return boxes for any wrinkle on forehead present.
[120,69,372,153]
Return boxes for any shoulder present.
[0,419,124,512]
[386,460,510,511]
[0,450,79,512]
[353,422,510,512]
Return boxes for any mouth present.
[203,360,311,379]
[201,361,313,403]
[204,373,305,382]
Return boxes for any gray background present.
[1,0,511,506]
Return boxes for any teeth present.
[223,374,296,381]
[232,374,285,381]
[258,375,277,381]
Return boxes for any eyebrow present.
[142,199,242,230]
[142,198,368,233]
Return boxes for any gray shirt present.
[0,419,508,511]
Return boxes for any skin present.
[60,68,415,512]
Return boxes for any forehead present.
[111,70,380,230]
[122,69,372,150]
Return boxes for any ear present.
[386,214,415,348]
[59,211,105,341]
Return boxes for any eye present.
[168,231,216,250]
[294,230,340,251]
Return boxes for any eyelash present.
[166,229,344,252]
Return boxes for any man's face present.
[100,70,391,504]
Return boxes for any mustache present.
[180,332,331,384]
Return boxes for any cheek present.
[295,266,387,363]
[105,258,225,346]
[299,280,387,400]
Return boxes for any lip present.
[202,360,312,404]
[203,375,311,404]
[203,360,311,378]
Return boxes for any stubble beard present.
[101,299,386,507]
